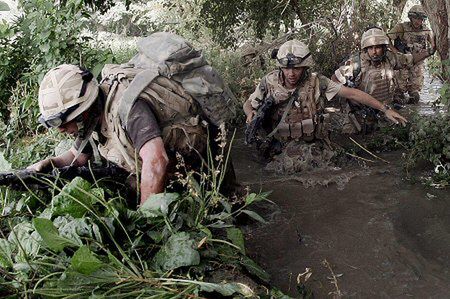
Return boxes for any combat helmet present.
[276,40,314,68]
[240,43,257,58]
[38,64,98,128]
[360,27,390,49]
[408,5,427,19]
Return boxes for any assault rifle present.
[245,96,274,145]
[0,164,129,190]
[393,37,411,54]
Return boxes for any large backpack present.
[102,32,237,129]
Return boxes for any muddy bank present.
[233,137,450,297]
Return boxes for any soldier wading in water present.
[388,5,435,104]
[243,39,407,173]
[332,27,433,134]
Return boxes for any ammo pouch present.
[275,118,317,142]
[161,115,207,158]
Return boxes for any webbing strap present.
[70,118,99,166]
[71,135,91,166]
[266,87,300,139]
[118,67,160,128]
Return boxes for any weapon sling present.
[266,87,301,139]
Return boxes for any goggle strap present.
[79,70,94,98]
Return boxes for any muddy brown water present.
[234,71,450,297]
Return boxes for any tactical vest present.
[354,52,397,103]
[398,22,429,54]
[262,71,328,141]
[97,65,207,173]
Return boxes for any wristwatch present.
[381,104,391,113]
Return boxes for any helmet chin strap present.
[70,98,102,166]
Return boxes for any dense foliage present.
[0,137,290,297]
[406,113,450,186]
[0,0,114,124]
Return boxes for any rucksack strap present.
[352,53,361,82]
[118,67,160,129]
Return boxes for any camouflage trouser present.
[396,62,425,93]
[331,101,382,135]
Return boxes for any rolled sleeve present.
[388,24,403,40]
[248,82,265,109]
[319,75,342,101]
[127,99,162,153]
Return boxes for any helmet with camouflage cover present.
[38,64,98,128]
[408,5,427,19]
[240,44,257,58]
[276,40,314,68]
[361,27,390,49]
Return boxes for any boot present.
[408,91,420,104]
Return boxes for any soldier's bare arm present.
[337,86,407,125]
[139,137,169,205]
[243,98,256,123]
[27,149,90,172]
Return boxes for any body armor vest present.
[399,22,429,54]
[97,73,207,173]
[262,71,327,141]
[356,52,397,103]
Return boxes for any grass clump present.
[0,131,289,298]
[405,113,450,187]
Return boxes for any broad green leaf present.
[0,1,10,11]
[54,216,100,246]
[226,227,245,254]
[71,246,104,275]
[58,268,119,289]
[245,193,258,205]
[240,256,270,283]
[148,230,164,243]
[33,218,76,252]
[0,151,11,171]
[241,209,267,223]
[139,193,180,218]
[13,262,31,273]
[8,222,40,262]
[52,177,94,218]
[154,232,200,271]
[0,239,14,268]
[200,282,254,297]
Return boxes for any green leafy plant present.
[406,113,450,186]
[0,132,286,297]
[0,0,114,125]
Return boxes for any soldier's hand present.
[246,111,256,123]
[385,110,407,126]
[27,159,51,172]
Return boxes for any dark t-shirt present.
[74,99,161,154]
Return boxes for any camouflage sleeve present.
[318,75,342,101]
[247,77,267,109]
[388,23,404,40]
[427,27,434,42]
[333,58,354,85]
[393,52,414,70]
